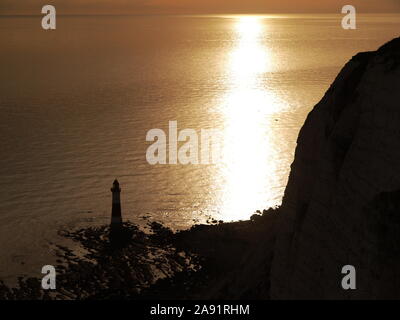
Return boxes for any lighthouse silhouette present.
[110,179,123,230]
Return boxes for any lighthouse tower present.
[110,179,122,229]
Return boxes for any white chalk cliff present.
[271,37,400,299]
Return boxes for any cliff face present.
[270,37,400,299]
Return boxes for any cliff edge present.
[271,37,400,299]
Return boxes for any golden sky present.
[1,0,400,14]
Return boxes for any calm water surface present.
[0,14,399,280]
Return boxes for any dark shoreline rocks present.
[0,209,278,300]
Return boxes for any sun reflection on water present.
[231,16,269,83]
[216,16,284,221]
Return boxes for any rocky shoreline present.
[0,209,278,300]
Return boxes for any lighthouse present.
[110,179,123,229]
